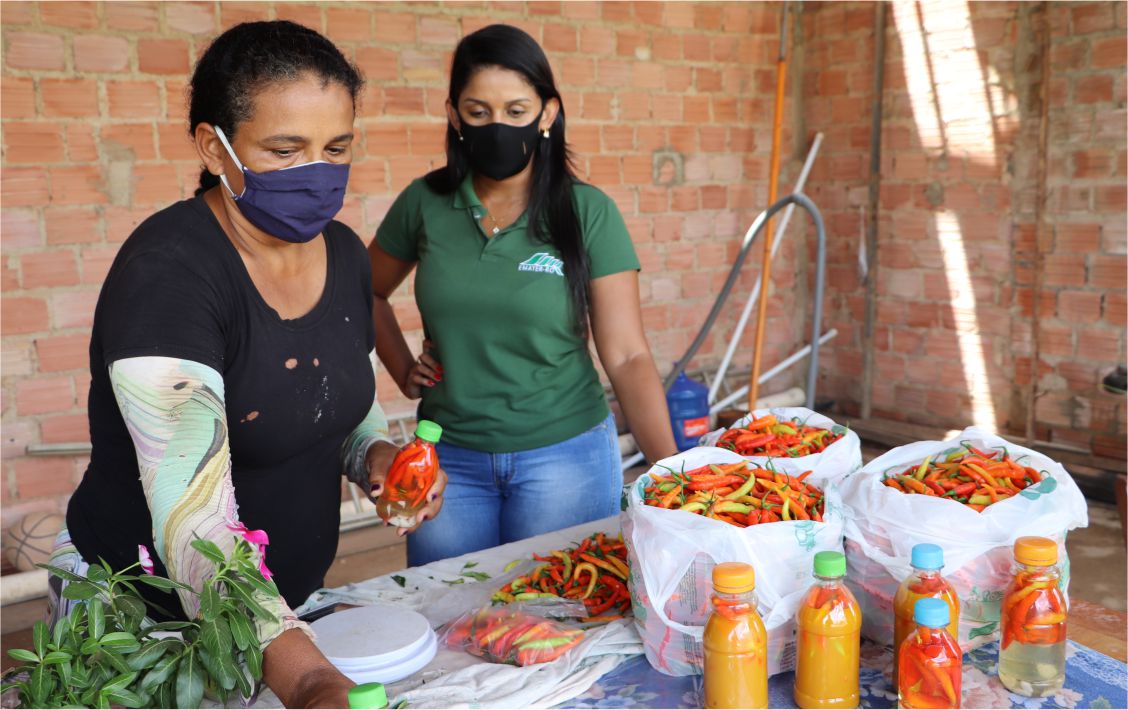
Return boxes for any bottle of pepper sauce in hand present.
[376,420,442,528]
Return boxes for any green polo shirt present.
[376,174,640,453]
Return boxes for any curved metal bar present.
[664,192,827,411]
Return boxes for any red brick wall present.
[1,2,794,538]
[801,1,1126,454]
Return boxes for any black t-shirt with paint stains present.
[67,195,376,616]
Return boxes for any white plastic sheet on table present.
[621,446,847,677]
[838,426,1089,652]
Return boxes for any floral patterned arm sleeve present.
[108,356,309,648]
[341,351,394,491]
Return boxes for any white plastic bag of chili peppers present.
[699,407,862,481]
[838,426,1088,652]
[621,446,846,677]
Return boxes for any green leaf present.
[127,638,175,671]
[200,584,221,622]
[441,578,465,585]
[89,598,106,640]
[99,671,137,694]
[139,650,180,693]
[32,620,48,656]
[199,647,236,692]
[136,575,192,592]
[156,681,175,709]
[225,579,275,621]
[227,654,252,699]
[62,581,100,601]
[391,574,407,587]
[106,688,145,708]
[226,611,255,652]
[968,621,998,640]
[100,631,141,653]
[29,664,53,706]
[38,563,89,584]
[461,561,479,569]
[460,571,491,582]
[190,538,226,564]
[175,651,204,710]
[7,648,40,663]
[80,637,101,655]
[52,614,68,647]
[86,565,110,583]
[244,642,263,680]
[102,647,136,674]
[200,617,233,665]
[41,650,72,665]
[143,620,195,633]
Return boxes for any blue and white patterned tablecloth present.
[562,640,1128,709]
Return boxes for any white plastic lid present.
[311,605,437,683]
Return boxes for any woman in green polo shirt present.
[369,24,678,566]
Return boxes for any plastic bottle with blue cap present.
[892,543,959,685]
[898,598,962,709]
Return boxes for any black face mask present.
[458,110,543,181]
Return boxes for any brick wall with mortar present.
[799,1,1126,455]
[1,1,804,547]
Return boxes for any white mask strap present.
[213,126,245,199]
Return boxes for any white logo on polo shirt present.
[517,252,564,276]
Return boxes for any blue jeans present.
[407,412,622,567]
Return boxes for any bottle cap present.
[813,551,846,578]
[1014,536,1058,566]
[712,562,756,593]
[913,598,950,628]
[911,543,945,570]
[415,420,442,444]
[348,682,388,709]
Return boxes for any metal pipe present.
[664,194,828,407]
[749,2,791,409]
[710,329,839,414]
[861,1,888,419]
[707,132,824,403]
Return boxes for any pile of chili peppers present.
[1001,567,1067,650]
[642,461,826,526]
[443,607,585,666]
[492,533,631,622]
[882,444,1046,512]
[715,414,844,457]
[897,622,962,710]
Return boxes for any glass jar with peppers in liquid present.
[998,536,1067,697]
[794,551,862,709]
[893,544,959,684]
[703,562,768,709]
[898,598,962,709]
[376,420,442,528]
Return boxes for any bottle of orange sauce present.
[703,562,768,709]
[794,551,862,709]
[376,420,441,528]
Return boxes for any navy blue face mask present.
[215,127,350,243]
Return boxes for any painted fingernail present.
[427,379,436,387]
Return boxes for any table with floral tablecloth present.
[564,639,1128,709]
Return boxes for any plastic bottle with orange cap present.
[703,561,768,708]
[998,535,1068,697]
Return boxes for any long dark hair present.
[188,21,363,196]
[426,24,591,337]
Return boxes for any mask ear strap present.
[213,126,246,199]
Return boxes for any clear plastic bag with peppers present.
[838,426,1087,652]
[699,407,862,481]
[621,446,847,677]
[439,605,585,666]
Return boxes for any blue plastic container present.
[667,371,711,451]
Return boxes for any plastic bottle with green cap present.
[794,551,862,709]
[998,536,1067,697]
[347,682,388,709]
[376,420,443,528]
[898,598,961,708]
[892,543,959,685]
